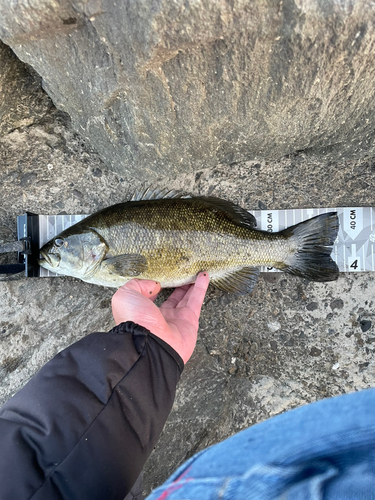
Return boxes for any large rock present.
[0,1,375,178]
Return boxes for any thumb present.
[120,279,161,300]
[112,279,162,326]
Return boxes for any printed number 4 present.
[350,260,358,270]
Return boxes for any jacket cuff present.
[110,321,184,373]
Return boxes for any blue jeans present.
[146,389,375,499]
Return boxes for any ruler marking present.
[351,243,356,272]
[39,216,44,277]
[363,245,365,273]
[53,215,56,280]
[53,215,58,277]
[333,209,338,264]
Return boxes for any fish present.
[38,189,340,294]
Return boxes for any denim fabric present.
[147,389,375,499]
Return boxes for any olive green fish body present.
[39,195,339,294]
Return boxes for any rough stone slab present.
[1,1,375,178]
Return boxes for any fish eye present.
[55,238,64,248]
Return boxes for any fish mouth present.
[39,250,60,269]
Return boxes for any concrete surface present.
[0,109,374,494]
[0,1,375,178]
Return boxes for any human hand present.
[111,272,210,364]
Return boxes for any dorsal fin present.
[127,188,257,228]
[197,196,257,229]
[129,187,191,202]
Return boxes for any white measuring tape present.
[39,207,375,277]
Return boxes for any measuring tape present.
[38,207,375,277]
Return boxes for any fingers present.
[160,284,191,310]
[176,272,210,316]
[119,279,161,301]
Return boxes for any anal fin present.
[211,267,260,295]
[101,254,147,277]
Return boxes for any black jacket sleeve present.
[0,321,183,500]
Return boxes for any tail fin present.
[278,212,339,282]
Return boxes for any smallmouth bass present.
[39,190,339,294]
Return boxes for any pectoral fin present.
[101,254,148,277]
[211,266,260,295]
